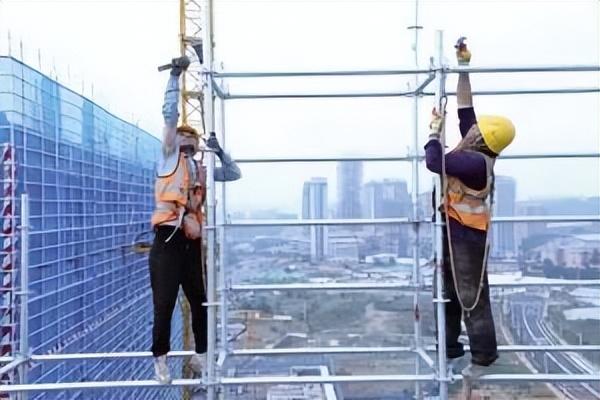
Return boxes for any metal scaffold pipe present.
[2,373,599,393]
[432,30,449,400]
[409,1,423,397]
[203,1,217,399]
[231,152,600,164]
[211,64,599,78]
[218,97,229,366]
[2,344,598,365]
[18,194,30,400]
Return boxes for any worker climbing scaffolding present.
[149,54,241,385]
[425,37,516,396]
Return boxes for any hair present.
[176,124,199,137]
[452,124,498,158]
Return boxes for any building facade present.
[362,179,411,256]
[336,161,362,219]
[492,176,517,258]
[302,178,328,263]
[0,56,182,400]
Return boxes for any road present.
[510,294,600,400]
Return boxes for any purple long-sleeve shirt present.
[424,107,487,191]
[425,107,488,238]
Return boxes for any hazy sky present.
[1,0,599,213]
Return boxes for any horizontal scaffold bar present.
[0,351,196,364]
[2,373,598,392]
[222,87,600,100]
[229,278,600,292]
[230,344,600,357]
[224,217,410,226]
[234,152,600,163]
[212,65,600,78]
[424,88,600,97]
[213,69,432,78]
[448,65,600,74]
[223,215,600,227]
[1,345,598,365]
[225,91,415,100]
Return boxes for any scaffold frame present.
[1,1,600,399]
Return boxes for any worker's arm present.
[161,56,190,156]
[161,74,180,156]
[458,107,477,138]
[206,133,242,182]
[457,72,473,109]
[214,151,242,182]
[425,110,486,190]
[424,140,487,191]
[455,37,473,110]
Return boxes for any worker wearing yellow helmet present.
[149,56,241,385]
[425,38,515,378]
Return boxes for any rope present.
[439,98,495,314]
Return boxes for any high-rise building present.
[362,179,411,256]
[302,178,328,263]
[492,176,517,258]
[362,179,411,219]
[515,202,548,252]
[336,161,363,219]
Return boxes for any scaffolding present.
[1,1,600,399]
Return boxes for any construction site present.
[0,0,599,399]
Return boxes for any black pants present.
[436,226,498,366]
[149,226,207,357]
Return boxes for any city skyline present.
[1,1,598,212]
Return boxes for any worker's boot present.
[154,355,172,384]
[461,363,486,400]
[189,353,206,376]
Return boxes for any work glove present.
[170,55,191,77]
[429,108,443,140]
[455,37,471,66]
[206,132,223,156]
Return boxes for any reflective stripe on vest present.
[445,153,495,231]
[151,150,204,228]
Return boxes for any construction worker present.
[425,39,515,375]
[150,56,241,384]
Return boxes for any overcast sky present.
[1,0,599,214]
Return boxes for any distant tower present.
[302,178,328,263]
[492,176,517,258]
[362,179,411,256]
[337,161,363,219]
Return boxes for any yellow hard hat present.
[477,115,515,155]
[176,124,199,138]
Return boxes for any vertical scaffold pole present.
[179,0,189,124]
[218,96,229,365]
[203,0,217,399]
[433,30,449,400]
[18,194,29,400]
[409,0,423,398]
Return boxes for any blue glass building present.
[0,56,184,399]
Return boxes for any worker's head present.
[176,124,200,152]
[455,115,515,157]
[477,115,515,155]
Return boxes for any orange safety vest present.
[444,153,494,232]
[151,146,205,231]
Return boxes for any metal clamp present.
[432,297,450,303]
